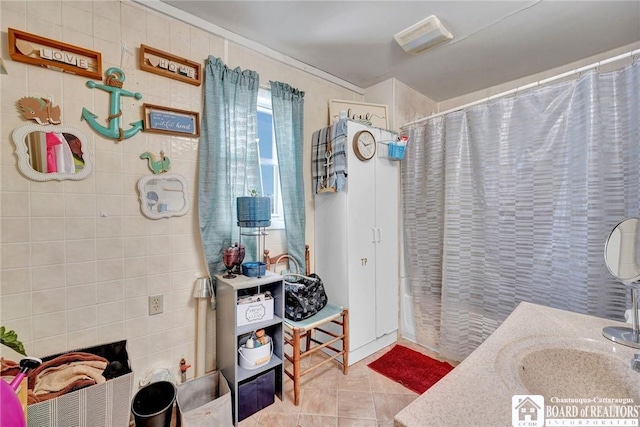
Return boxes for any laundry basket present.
[176,371,232,427]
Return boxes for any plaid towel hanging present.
[312,119,348,194]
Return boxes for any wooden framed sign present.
[8,28,102,80]
[139,45,202,86]
[329,99,388,129]
[142,104,200,138]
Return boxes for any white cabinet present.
[215,272,284,425]
[314,121,399,365]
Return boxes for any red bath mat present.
[367,344,454,394]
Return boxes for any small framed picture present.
[142,104,200,138]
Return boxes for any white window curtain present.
[401,61,640,362]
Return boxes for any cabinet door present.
[315,193,349,307]
[347,127,377,351]
[374,135,399,338]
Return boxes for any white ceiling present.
[160,1,640,101]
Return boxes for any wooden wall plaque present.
[142,104,200,138]
[139,45,202,86]
[8,28,102,80]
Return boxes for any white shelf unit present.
[215,271,284,425]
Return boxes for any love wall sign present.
[8,28,102,79]
[329,99,388,129]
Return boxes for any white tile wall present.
[97,279,124,303]
[32,289,66,315]
[67,306,97,332]
[32,265,66,291]
[32,218,65,241]
[0,0,369,388]
[1,268,31,295]
[125,276,149,299]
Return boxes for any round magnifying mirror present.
[604,217,640,285]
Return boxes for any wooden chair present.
[264,245,349,406]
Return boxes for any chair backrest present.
[264,244,310,275]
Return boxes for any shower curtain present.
[402,61,640,362]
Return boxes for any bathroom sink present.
[496,336,640,400]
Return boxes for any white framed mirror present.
[137,173,190,219]
[12,124,93,181]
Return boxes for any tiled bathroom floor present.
[167,338,451,427]
[237,338,451,427]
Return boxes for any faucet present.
[632,354,640,372]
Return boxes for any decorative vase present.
[222,246,238,278]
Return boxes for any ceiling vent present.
[394,15,453,55]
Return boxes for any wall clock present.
[353,130,376,161]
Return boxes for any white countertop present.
[394,302,639,427]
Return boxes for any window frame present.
[257,88,285,230]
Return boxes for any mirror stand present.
[603,286,640,349]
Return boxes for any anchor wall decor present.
[81,67,143,141]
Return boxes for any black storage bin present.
[237,369,275,421]
[131,381,176,427]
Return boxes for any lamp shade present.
[193,277,212,298]
[237,196,271,227]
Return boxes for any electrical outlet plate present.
[149,295,163,315]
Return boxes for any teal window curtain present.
[270,81,306,269]
[199,56,261,275]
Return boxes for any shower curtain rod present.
[403,48,640,128]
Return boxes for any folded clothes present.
[31,378,98,403]
[28,351,107,390]
[3,345,130,405]
[32,360,107,395]
[21,351,108,403]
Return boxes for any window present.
[257,88,284,229]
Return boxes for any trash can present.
[131,381,177,427]
[176,371,232,427]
